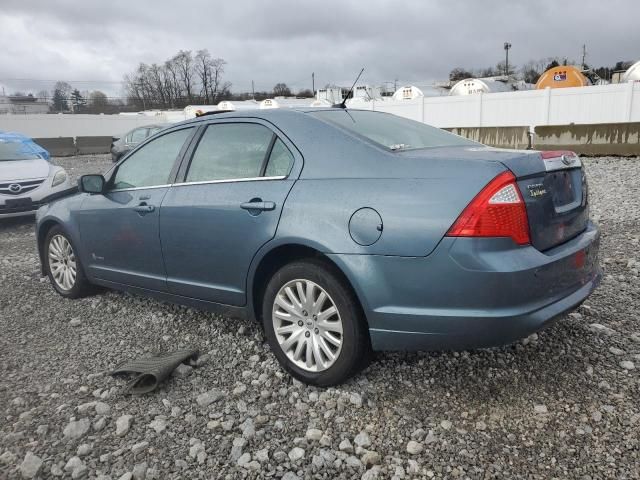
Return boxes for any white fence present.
[352,82,640,128]
[0,83,638,139]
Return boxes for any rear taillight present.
[446,171,530,245]
[540,150,577,159]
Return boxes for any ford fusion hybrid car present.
[35,109,601,385]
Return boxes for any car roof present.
[178,107,348,127]
[127,124,165,132]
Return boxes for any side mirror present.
[78,174,105,194]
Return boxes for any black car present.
[110,124,165,162]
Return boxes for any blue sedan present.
[35,109,601,385]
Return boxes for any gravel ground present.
[1,154,639,480]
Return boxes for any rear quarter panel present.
[277,162,505,257]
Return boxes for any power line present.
[0,78,123,84]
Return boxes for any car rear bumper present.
[329,221,601,351]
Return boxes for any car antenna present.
[333,68,364,109]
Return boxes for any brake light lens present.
[446,171,530,245]
[540,150,577,160]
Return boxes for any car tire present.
[262,259,371,386]
[44,225,93,299]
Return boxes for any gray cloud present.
[1,0,638,97]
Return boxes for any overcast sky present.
[1,0,638,98]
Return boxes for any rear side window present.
[186,123,274,182]
[311,110,477,151]
[112,128,193,190]
[129,128,147,143]
[265,139,294,177]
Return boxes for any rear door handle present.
[240,201,276,212]
[133,204,155,214]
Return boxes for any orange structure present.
[535,65,590,89]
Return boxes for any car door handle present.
[133,204,155,214]
[240,200,276,212]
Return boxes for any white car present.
[0,137,71,218]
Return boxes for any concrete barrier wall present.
[33,136,113,156]
[33,137,76,157]
[76,136,113,155]
[445,126,531,150]
[534,123,640,156]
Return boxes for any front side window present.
[311,110,478,151]
[186,123,274,182]
[112,128,193,190]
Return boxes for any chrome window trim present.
[108,184,173,193]
[172,175,286,187]
[108,175,287,192]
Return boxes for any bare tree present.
[88,91,108,112]
[124,50,231,108]
[36,90,49,102]
[164,57,182,107]
[195,50,213,103]
[273,83,291,96]
[297,89,314,98]
[449,68,473,82]
[173,50,195,104]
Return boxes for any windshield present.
[0,141,42,161]
[311,110,477,151]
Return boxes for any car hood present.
[0,158,51,182]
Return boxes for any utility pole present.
[504,42,512,77]
[312,72,315,95]
[252,80,255,100]
[581,44,587,70]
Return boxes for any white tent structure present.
[265,97,316,108]
[260,99,279,109]
[316,88,344,104]
[392,85,448,101]
[449,78,513,96]
[310,99,333,107]
[622,61,640,82]
[217,101,236,111]
[183,105,219,118]
[353,85,382,100]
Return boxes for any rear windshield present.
[311,110,477,151]
[0,140,41,161]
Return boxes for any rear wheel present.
[262,260,371,386]
[45,226,92,298]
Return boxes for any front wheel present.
[262,260,371,386]
[44,226,93,298]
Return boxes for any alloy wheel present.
[272,279,343,372]
[48,234,77,291]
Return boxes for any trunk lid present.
[491,148,588,251]
[397,146,588,252]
